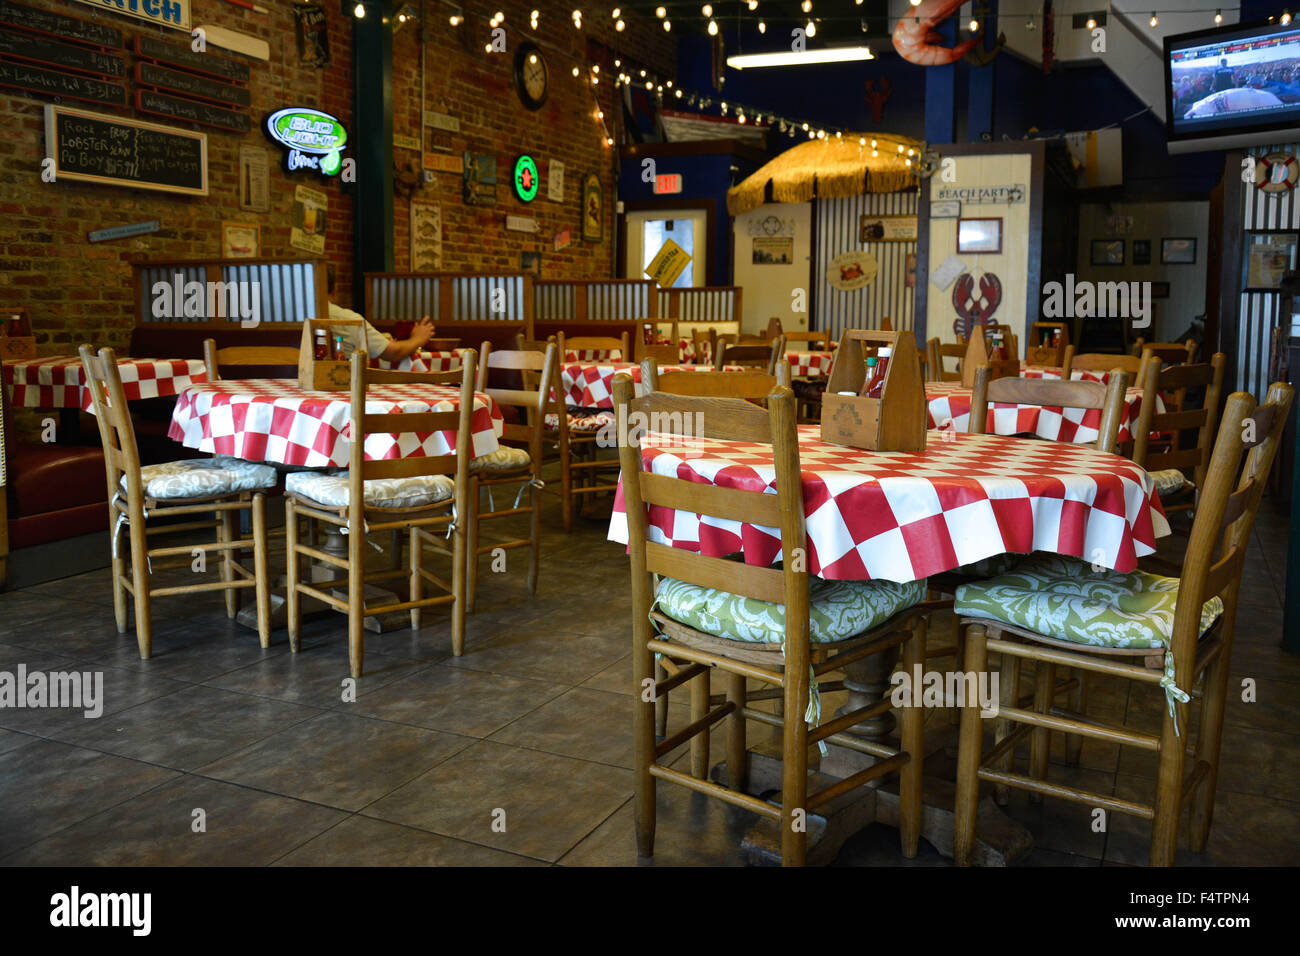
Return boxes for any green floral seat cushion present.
[653,575,926,645]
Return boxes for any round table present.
[167,378,503,467]
[925,381,1154,444]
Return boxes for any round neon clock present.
[513,154,539,202]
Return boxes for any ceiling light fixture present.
[728,46,875,69]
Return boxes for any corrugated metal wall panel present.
[813,191,917,342]
[1240,143,1299,399]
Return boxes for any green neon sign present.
[513,154,539,202]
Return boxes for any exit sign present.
[653,173,683,195]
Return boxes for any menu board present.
[0,0,122,50]
[135,89,249,133]
[0,27,124,76]
[0,59,124,106]
[45,104,208,196]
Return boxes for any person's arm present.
[378,316,436,363]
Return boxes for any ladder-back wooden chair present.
[953,382,1294,866]
[516,334,594,532]
[968,366,1132,453]
[719,336,783,375]
[690,327,718,367]
[927,338,965,382]
[79,345,273,656]
[641,359,791,398]
[1132,337,1197,365]
[284,350,477,675]
[468,341,553,610]
[202,339,300,380]
[1131,351,1226,511]
[614,374,929,866]
[1063,350,1143,381]
[783,330,829,349]
[557,331,628,363]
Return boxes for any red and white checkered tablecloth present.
[560,362,745,409]
[787,351,835,378]
[382,349,465,373]
[925,381,1154,444]
[563,348,625,363]
[3,356,208,412]
[609,428,1169,583]
[167,378,503,468]
[1021,365,1109,384]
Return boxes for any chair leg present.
[126,509,153,659]
[409,526,423,631]
[690,667,711,780]
[111,532,128,634]
[633,623,657,858]
[451,487,468,657]
[558,429,574,532]
[724,670,748,791]
[953,624,990,866]
[780,661,810,867]
[347,514,365,679]
[654,659,669,737]
[1150,697,1190,866]
[466,476,480,614]
[1189,651,1229,853]
[899,618,926,859]
[994,652,1020,806]
[219,507,238,619]
[527,476,540,594]
[1064,668,1089,766]
[285,499,301,652]
[251,494,270,649]
[1028,660,1056,802]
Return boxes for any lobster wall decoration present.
[893,0,1004,67]
[951,272,1003,340]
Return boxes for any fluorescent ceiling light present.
[727,47,874,69]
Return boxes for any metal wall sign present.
[294,2,329,67]
[932,184,1025,204]
[69,0,190,32]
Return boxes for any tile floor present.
[1,493,1296,866]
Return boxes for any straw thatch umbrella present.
[727,134,923,216]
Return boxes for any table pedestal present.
[704,648,1032,866]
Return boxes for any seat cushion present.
[545,411,615,433]
[130,455,276,500]
[284,469,454,510]
[470,445,531,474]
[653,575,926,645]
[953,554,1222,650]
[1149,468,1188,497]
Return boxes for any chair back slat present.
[361,454,459,482]
[646,358,785,400]
[970,365,1130,453]
[639,471,782,526]
[364,366,464,387]
[1132,353,1225,486]
[1068,352,1143,375]
[632,389,775,442]
[558,331,628,361]
[203,339,299,380]
[359,411,461,436]
[645,541,787,604]
[1142,447,1206,472]
[78,345,142,503]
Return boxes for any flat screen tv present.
[1165,19,1300,154]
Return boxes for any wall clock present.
[514,42,548,111]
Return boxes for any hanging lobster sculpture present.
[893,0,981,66]
[951,272,1003,340]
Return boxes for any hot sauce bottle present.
[867,346,892,398]
[314,328,329,361]
[859,356,879,397]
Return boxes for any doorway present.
[624,209,707,288]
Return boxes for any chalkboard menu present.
[0,0,122,50]
[135,35,249,83]
[135,89,249,134]
[0,27,124,76]
[136,63,250,108]
[0,59,124,107]
[45,104,208,196]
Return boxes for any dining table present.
[381,349,466,374]
[608,423,1169,864]
[786,350,836,378]
[560,361,746,410]
[924,380,1155,444]
[3,355,208,412]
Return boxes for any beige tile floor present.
[0,491,1296,866]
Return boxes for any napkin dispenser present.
[298,317,363,390]
[0,308,36,361]
[819,329,926,452]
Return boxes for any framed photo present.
[1161,237,1197,264]
[859,214,917,242]
[1132,239,1151,266]
[1151,281,1171,299]
[1091,239,1125,266]
[752,236,793,264]
[956,217,1002,255]
[520,250,542,277]
[222,221,260,258]
[581,173,602,243]
[1243,231,1299,290]
[930,200,961,219]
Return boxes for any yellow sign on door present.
[645,238,692,289]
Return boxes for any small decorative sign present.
[410,199,442,271]
[929,200,961,219]
[548,159,565,202]
[826,251,879,291]
[291,184,327,255]
[753,237,793,264]
[424,110,460,132]
[393,133,420,151]
[265,107,348,177]
[238,144,269,212]
[582,173,602,242]
[88,220,160,243]
[463,152,497,206]
[294,2,330,67]
[222,221,260,258]
[505,215,538,233]
[748,214,795,237]
[424,152,464,174]
[520,251,541,277]
[933,184,1025,204]
[860,214,917,243]
[512,154,539,203]
[646,238,692,288]
[69,0,189,31]
[553,229,571,251]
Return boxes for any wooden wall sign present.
[68,0,190,32]
[88,220,160,242]
[134,35,249,83]
[136,89,249,133]
[45,104,208,196]
[423,152,463,174]
[136,62,250,109]
[463,152,497,206]
[0,0,123,50]
[0,60,125,107]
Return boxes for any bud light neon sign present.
[265,108,348,177]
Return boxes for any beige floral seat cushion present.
[1148,468,1189,497]
[470,446,531,473]
[130,455,277,500]
[284,470,454,510]
[653,575,926,645]
[545,411,615,433]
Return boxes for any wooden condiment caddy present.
[1026,323,1069,367]
[961,326,1018,387]
[298,317,363,390]
[0,308,36,361]
[820,329,926,452]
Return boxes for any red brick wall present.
[0,0,352,354]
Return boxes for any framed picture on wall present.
[860,214,917,242]
[1090,239,1125,266]
[1161,237,1197,264]
[1132,239,1151,265]
[956,217,1002,254]
[1243,230,1299,290]
[581,173,602,243]
[222,221,260,258]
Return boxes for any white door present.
[732,202,812,335]
[625,209,707,288]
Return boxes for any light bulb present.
[708,19,718,35]
[970,18,979,32]
[663,19,671,30]
[1215,10,1223,24]
[738,114,746,123]
[616,19,624,30]
[806,20,815,36]
[758,20,766,32]
[656,6,666,17]
[801,0,811,11]
[353,2,365,18]
[675,89,683,97]
[572,66,580,77]
[611,6,620,16]
[909,0,922,5]
[748,0,758,9]
[898,144,904,152]
[870,139,877,147]
[702,4,712,16]
[1285,11,1295,25]
[1149,13,1158,27]
[449,14,461,26]
[859,137,866,146]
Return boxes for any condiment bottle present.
[859,355,879,397]
[333,333,347,362]
[7,313,21,336]
[867,346,892,398]
[314,328,328,361]
[643,323,653,345]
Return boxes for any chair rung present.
[151,578,255,598]
[982,723,1035,768]
[809,696,894,744]
[656,662,708,694]
[806,753,909,811]
[986,636,1164,684]
[648,763,782,820]
[144,520,221,536]
[646,638,785,685]
[654,701,735,758]
[474,538,532,556]
[295,582,349,612]
[995,703,1160,751]
[977,767,1155,820]
[147,539,249,559]
[292,543,348,569]
[474,506,533,521]
[1182,760,1211,803]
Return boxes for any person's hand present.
[410,316,435,348]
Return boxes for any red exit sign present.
[653,173,683,194]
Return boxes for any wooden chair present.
[764,316,783,340]
[557,331,628,363]
[968,366,1131,453]
[719,336,783,375]
[284,351,476,675]
[202,339,299,380]
[1064,351,1143,380]
[641,358,790,398]
[468,341,555,610]
[783,330,829,349]
[1131,351,1226,514]
[953,382,1295,866]
[927,338,965,383]
[514,333,556,353]
[614,374,929,866]
[691,327,717,366]
[78,345,273,656]
[1132,337,1197,365]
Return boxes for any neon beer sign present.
[265,108,348,177]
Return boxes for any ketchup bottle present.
[867,346,892,398]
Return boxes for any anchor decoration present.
[964,0,1006,67]
[951,272,1003,339]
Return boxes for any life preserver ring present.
[1256,152,1299,192]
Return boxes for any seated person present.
[326,264,435,363]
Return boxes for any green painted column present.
[351,1,394,289]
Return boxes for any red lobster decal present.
[951,272,1002,339]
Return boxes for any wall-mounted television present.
[1165,19,1300,154]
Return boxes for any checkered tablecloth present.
[925,381,1154,444]
[787,351,835,378]
[609,428,1169,583]
[3,356,208,412]
[382,350,464,373]
[560,362,745,409]
[1021,365,1109,384]
[167,378,503,468]
[563,348,625,363]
